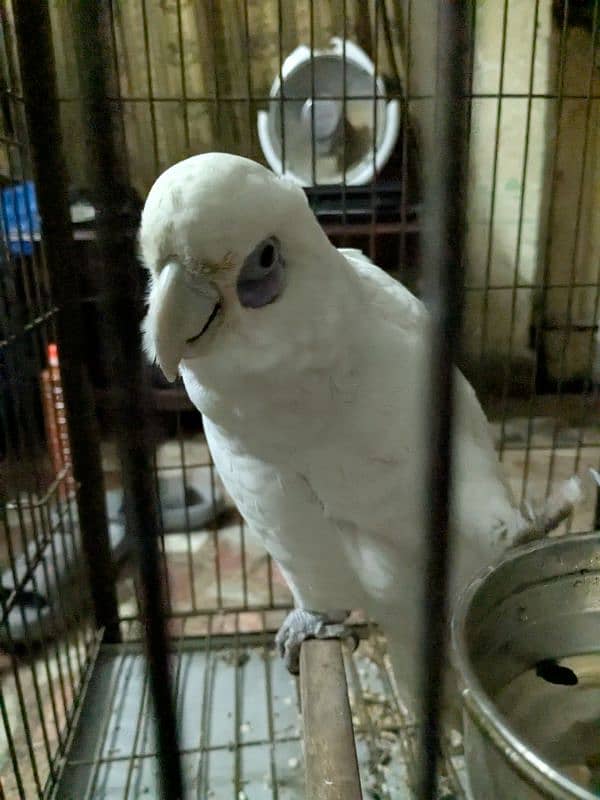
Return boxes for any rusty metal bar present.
[11,0,120,642]
[300,640,362,800]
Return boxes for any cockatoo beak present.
[146,261,221,382]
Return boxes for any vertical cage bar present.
[242,0,255,158]
[175,0,191,155]
[309,0,317,186]
[152,444,174,616]
[417,3,469,799]
[0,662,39,797]
[82,651,133,799]
[478,0,510,366]
[521,0,571,504]
[341,0,348,226]
[208,0,222,145]
[545,0,599,500]
[261,611,279,800]
[0,690,26,799]
[498,0,541,460]
[175,412,197,612]
[11,0,120,641]
[140,0,160,173]
[277,0,286,176]
[370,0,380,263]
[570,0,600,535]
[72,2,183,798]
[123,663,151,799]
[399,0,412,280]
[195,614,214,798]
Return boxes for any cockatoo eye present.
[260,242,275,269]
[236,236,285,309]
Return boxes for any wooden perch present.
[300,639,363,800]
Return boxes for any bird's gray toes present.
[279,630,303,675]
[275,609,358,674]
[316,622,360,652]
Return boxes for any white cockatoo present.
[139,153,582,714]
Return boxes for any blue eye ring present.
[236,236,285,309]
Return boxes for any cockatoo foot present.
[275,608,358,675]
[511,469,599,548]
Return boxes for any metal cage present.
[1,1,599,798]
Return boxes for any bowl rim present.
[450,531,600,800]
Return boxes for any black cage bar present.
[1,1,599,798]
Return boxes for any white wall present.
[542,19,600,381]
[464,0,554,364]
[408,1,557,367]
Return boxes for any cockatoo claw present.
[511,470,599,549]
[275,608,358,675]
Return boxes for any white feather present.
[139,154,578,713]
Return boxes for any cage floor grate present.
[55,628,467,799]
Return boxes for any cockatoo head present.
[140,153,334,384]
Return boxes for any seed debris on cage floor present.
[50,623,467,799]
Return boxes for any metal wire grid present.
[58,618,304,800]
[54,619,466,800]
[0,6,99,798]
[481,0,600,523]
[56,0,598,628]
[0,0,598,799]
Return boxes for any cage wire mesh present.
[0,0,599,798]
[0,5,102,799]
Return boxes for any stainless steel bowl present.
[451,533,600,799]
